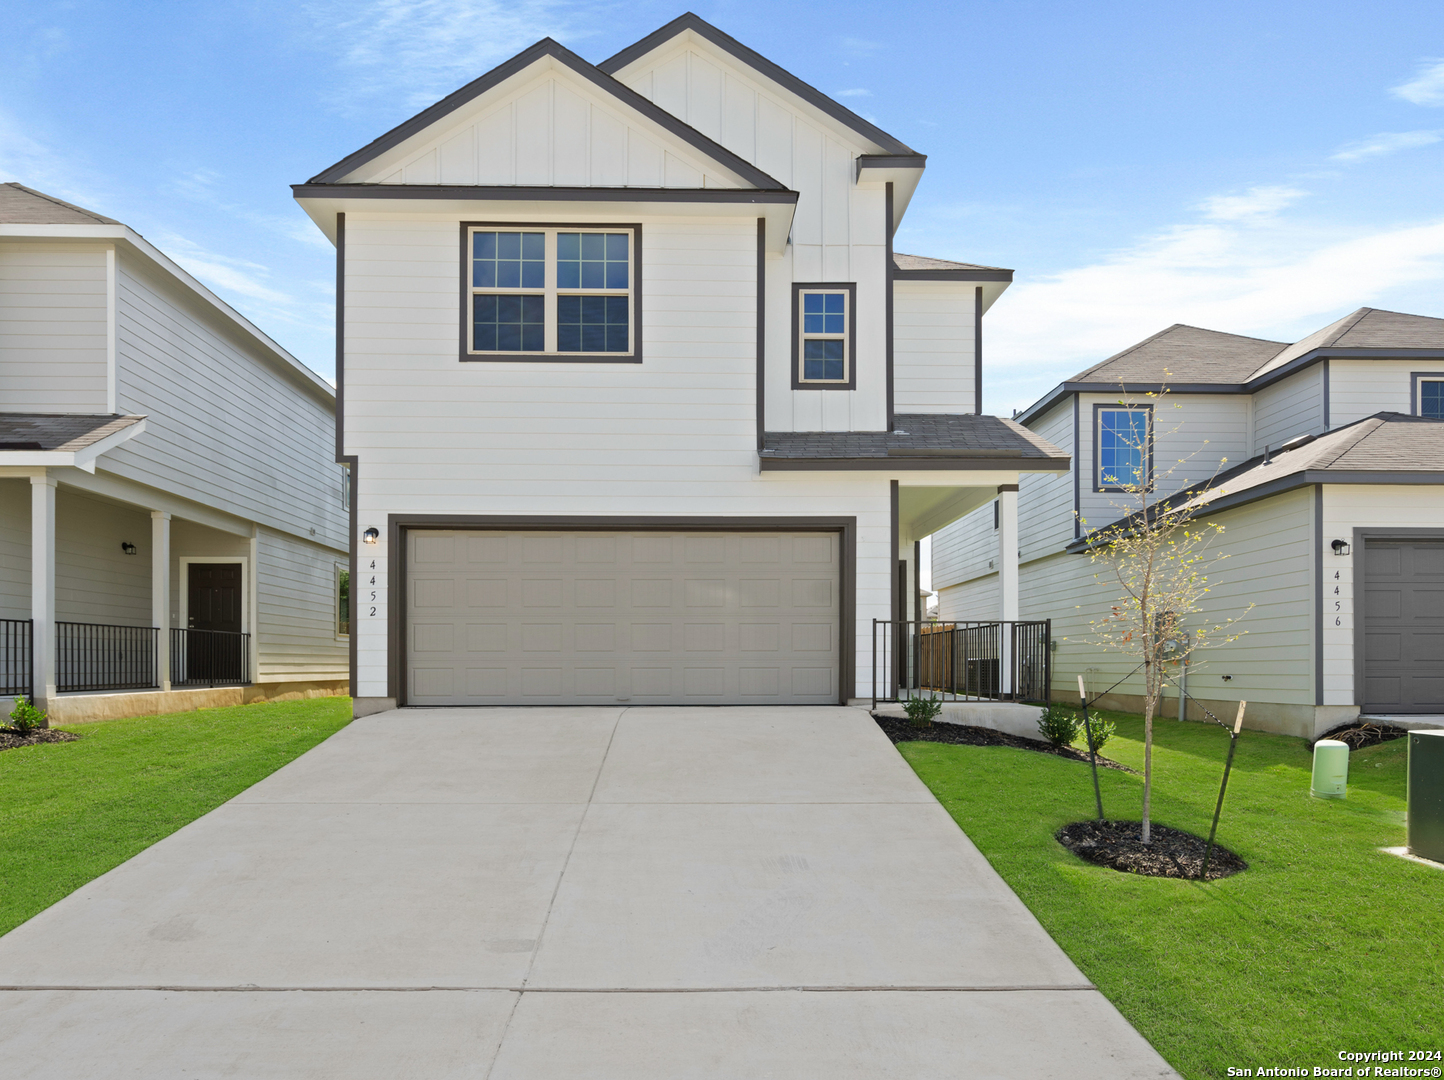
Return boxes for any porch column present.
[152,512,171,691]
[30,473,57,708]
[998,484,1019,696]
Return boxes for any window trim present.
[1410,371,1444,418]
[1092,403,1154,493]
[458,221,643,364]
[791,281,858,390]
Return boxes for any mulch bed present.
[873,714,1135,772]
[1313,722,1411,751]
[1057,819,1247,880]
[0,728,80,751]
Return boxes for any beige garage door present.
[406,530,841,706]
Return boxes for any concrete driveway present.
[0,706,1176,1078]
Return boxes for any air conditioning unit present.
[1408,730,1444,864]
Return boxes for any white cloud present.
[306,0,595,111]
[0,108,106,207]
[984,206,1444,412]
[1331,130,1440,162]
[1392,59,1444,106]
[836,88,872,98]
[1199,185,1307,221]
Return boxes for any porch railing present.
[1,619,33,699]
[872,619,1052,708]
[170,628,251,688]
[56,622,158,693]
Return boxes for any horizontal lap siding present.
[0,244,108,412]
[930,501,995,592]
[346,215,892,699]
[1019,401,1074,560]
[1033,488,1314,706]
[256,529,348,683]
[1253,366,1324,455]
[1320,484,1444,707]
[937,574,999,622]
[0,481,31,621]
[1328,359,1431,427]
[892,282,974,414]
[54,490,152,626]
[108,253,347,549]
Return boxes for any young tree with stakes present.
[1074,382,1251,844]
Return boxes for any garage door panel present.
[407,530,840,706]
[1364,540,1444,712]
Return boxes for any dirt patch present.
[1056,819,1247,880]
[873,714,1135,772]
[1313,722,1411,751]
[0,728,80,752]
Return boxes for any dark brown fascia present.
[306,37,787,191]
[759,456,1072,472]
[893,267,1013,282]
[598,13,918,156]
[857,154,927,174]
[293,184,799,205]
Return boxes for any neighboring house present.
[292,13,1070,713]
[0,183,349,722]
[932,308,1444,738]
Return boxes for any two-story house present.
[1,183,350,722]
[294,13,1070,714]
[933,308,1444,738]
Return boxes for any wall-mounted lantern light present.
[120,542,138,555]
[362,528,380,545]
[1331,539,1350,556]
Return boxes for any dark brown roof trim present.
[893,267,1013,282]
[857,154,927,172]
[293,183,798,205]
[598,13,918,156]
[1018,347,1444,426]
[760,456,1071,472]
[306,37,786,191]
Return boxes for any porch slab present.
[868,699,1047,742]
[35,681,348,725]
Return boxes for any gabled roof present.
[1250,307,1444,377]
[599,12,917,157]
[1072,324,1286,385]
[307,36,786,191]
[0,413,144,451]
[0,183,119,225]
[759,413,1070,471]
[1066,412,1444,550]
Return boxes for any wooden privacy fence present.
[872,619,1052,707]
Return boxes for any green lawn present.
[899,712,1441,1080]
[0,698,351,938]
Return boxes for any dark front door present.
[189,564,242,632]
[184,564,244,683]
[1363,541,1444,713]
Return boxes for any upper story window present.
[792,282,856,390]
[1095,405,1152,491]
[1413,374,1444,419]
[463,224,640,362]
[340,463,351,510]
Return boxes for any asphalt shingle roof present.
[1071,324,1287,386]
[893,253,1011,273]
[761,413,1068,462]
[0,183,119,225]
[0,413,145,452]
[1250,308,1444,377]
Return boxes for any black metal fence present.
[171,628,251,688]
[872,619,1052,707]
[56,622,158,693]
[1,619,32,699]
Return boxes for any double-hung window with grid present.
[1418,377,1444,419]
[466,225,636,360]
[793,284,855,388]
[1096,406,1151,490]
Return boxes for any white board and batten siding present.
[0,243,109,413]
[1252,365,1325,456]
[1319,484,1444,708]
[106,250,347,550]
[618,40,892,434]
[892,281,976,414]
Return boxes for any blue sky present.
[4,0,1443,414]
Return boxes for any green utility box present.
[1311,739,1349,799]
[1408,729,1444,864]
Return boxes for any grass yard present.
[0,697,351,938]
[899,711,1442,1080]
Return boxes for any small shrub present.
[1079,712,1117,754]
[1037,705,1081,749]
[8,695,47,735]
[903,692,943,728]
